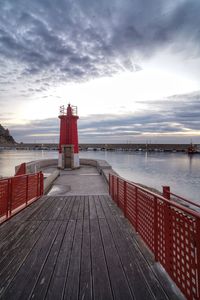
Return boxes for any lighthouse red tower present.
[58,104,80,169]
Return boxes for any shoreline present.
[1,142,200,153]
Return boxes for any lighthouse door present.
[58,144,74,169]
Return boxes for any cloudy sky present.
[0,0,200,143]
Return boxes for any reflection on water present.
[0,149,58,177]
[0,149,199,203]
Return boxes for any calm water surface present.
[0,149,199,203]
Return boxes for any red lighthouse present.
[58,104,80,169]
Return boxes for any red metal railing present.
[0,172,44,223]
[15,162,26,176]
[109,174,200,300]
[162,186,200,211]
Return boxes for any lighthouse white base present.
[58,153,64,169]
[73,153,80,168]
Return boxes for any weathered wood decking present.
[0,195,183,300]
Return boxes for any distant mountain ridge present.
[0,124,16,145]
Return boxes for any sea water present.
[0,149,199,203]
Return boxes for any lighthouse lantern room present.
[58,103,80,169]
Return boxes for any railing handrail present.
[13,172,40,178]
[168,191,200,209]
[117,175,200,219]
[0,178,9,182]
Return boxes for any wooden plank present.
[63,218,83,299]
[89,195,97,219]
[98,218,133,300]
[90,219,113,300]
[79,202,92,299]
[94,195,105,218]
[84,196,89,219]
[57,196,74,220]
[39,197,63,221]
[0,221,41,268]
[99,195,156,299]
[29,221,68,299]
[63,196,84,299]
[45,220,76,299]
[70,196,81,220]
[0,221,48,297]
[46,196,81,299]
[0,220,22,242]
[123,223,183,300]
[0,197,48,241]
[101,195,173,300]
[77,196,84,220]
[45,197,67,220]
[1,221,61,300]
[13,196,48,222]
[28,197,55,221]
[0,222,28,253]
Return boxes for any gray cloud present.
[7,90,200,143]
[1,0,200,90]
[1,0,200,143]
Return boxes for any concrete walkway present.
[43,165,108,196]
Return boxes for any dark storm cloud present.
[0,0,200,88]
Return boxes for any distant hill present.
[0,124,16,145]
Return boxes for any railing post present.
[135,187,138,232]
[196,217,200,299]
[37,173,40,197]
[6,179,10,219]
[163,186,170,200]
[26,175,28,205]
[112,175,114,200]
[164,201,172,275]
[117,177,119,206]
[124,181,127,217]
[40,172,44,195]
[154,196,158,262]
[109,174,111,195]
[8,178,12,218]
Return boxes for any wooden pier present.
[0,194,184,299]
[0,164,186,299]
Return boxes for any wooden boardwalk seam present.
[0,195,184,300]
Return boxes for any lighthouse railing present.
[0,172,44,224]
[109,173,200,300]
[59,105,78,116]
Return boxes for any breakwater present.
[1,143,195,152]
[79,143,190,152]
